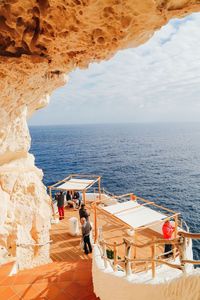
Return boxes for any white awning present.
[57,178,95,191]
[102,201,167,229]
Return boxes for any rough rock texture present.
[0,0,200,269]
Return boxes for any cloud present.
[29,13,200,125]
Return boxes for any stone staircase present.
[0,260,98,300]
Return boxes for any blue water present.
[29,123,200,259]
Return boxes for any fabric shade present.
[102,201,167,229]
[56,178,95,191]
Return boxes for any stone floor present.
[0,259,98,300]
[0,207,99,300]
[0,205,166,299]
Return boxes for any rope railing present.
[16,240,53,247]
[98,231,200,278]
[123,237,181,248]
[178,231,200,239]
[92,191,200,277]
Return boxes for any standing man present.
[81,217,92,255]
[57,191,65,220]
[162,219,175,258]
[79,203,90,221]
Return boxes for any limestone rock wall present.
[0,0,200,269]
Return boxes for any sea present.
[29,123,200,260]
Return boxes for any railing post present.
[173,215,178,259]
[102,241,108,269]
[98,177,101,201]
[134,231,137,259]
[124,239,132,276]
[94,202,98,243]
[49,187,56,219]
[151,237,156,279]
[113,242,117,271]
[178,234,187,274]
[174,215,178,238]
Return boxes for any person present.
[162,219,175,258]
[55,192,59,202]
[57,191,65,220]
[66,191,72,201]
[66,191,74,208]
[74,191,81,208]
[79,203,90,221]
[80,217,92,255]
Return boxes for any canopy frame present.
[93,193,180,243]
[48,174,101,207]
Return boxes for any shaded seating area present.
[91,194,181,276]
[48,174,101,216]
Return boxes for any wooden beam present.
[49,175,71,188]
[174,215,178,238]
[102,242,108,268]
[71,173,100,178]
[151,237,156,278]
[100,240,124,248]
[134,231,137,259]
[173,215,179,259]
[124,257,183,271]
[115,193,133,198]
[181,260,200,265]
[178,231,200,239]
[96,206,132,229]
[98,177,101,201]
[137,196,177,214]
[124,241,132,276]
[113,242,117,271]
[94,202,98,243]
[114,201,155,215]
[124,237,180,248]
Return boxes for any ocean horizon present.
[29,122,200,259]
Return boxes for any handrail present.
[98,230,200,279]
[17,240,52,247]
[178,231,200,239]
[124,256,183,271]
[94,190,200,278]
[181,260,200,265]
[123,237,180,248]
[99,240,125,247]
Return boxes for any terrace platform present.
[0,207,98,300]
[0,203,176,300]
[50,205,165,273]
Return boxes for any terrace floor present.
[0,204,166,299]
[0,207,98,300]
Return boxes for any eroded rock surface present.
[0,0,200,269]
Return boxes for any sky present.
[29,13,200,125]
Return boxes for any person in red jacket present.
[162,220,175,258]
[57,191,65,220]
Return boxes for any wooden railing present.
[98,232,200,278]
